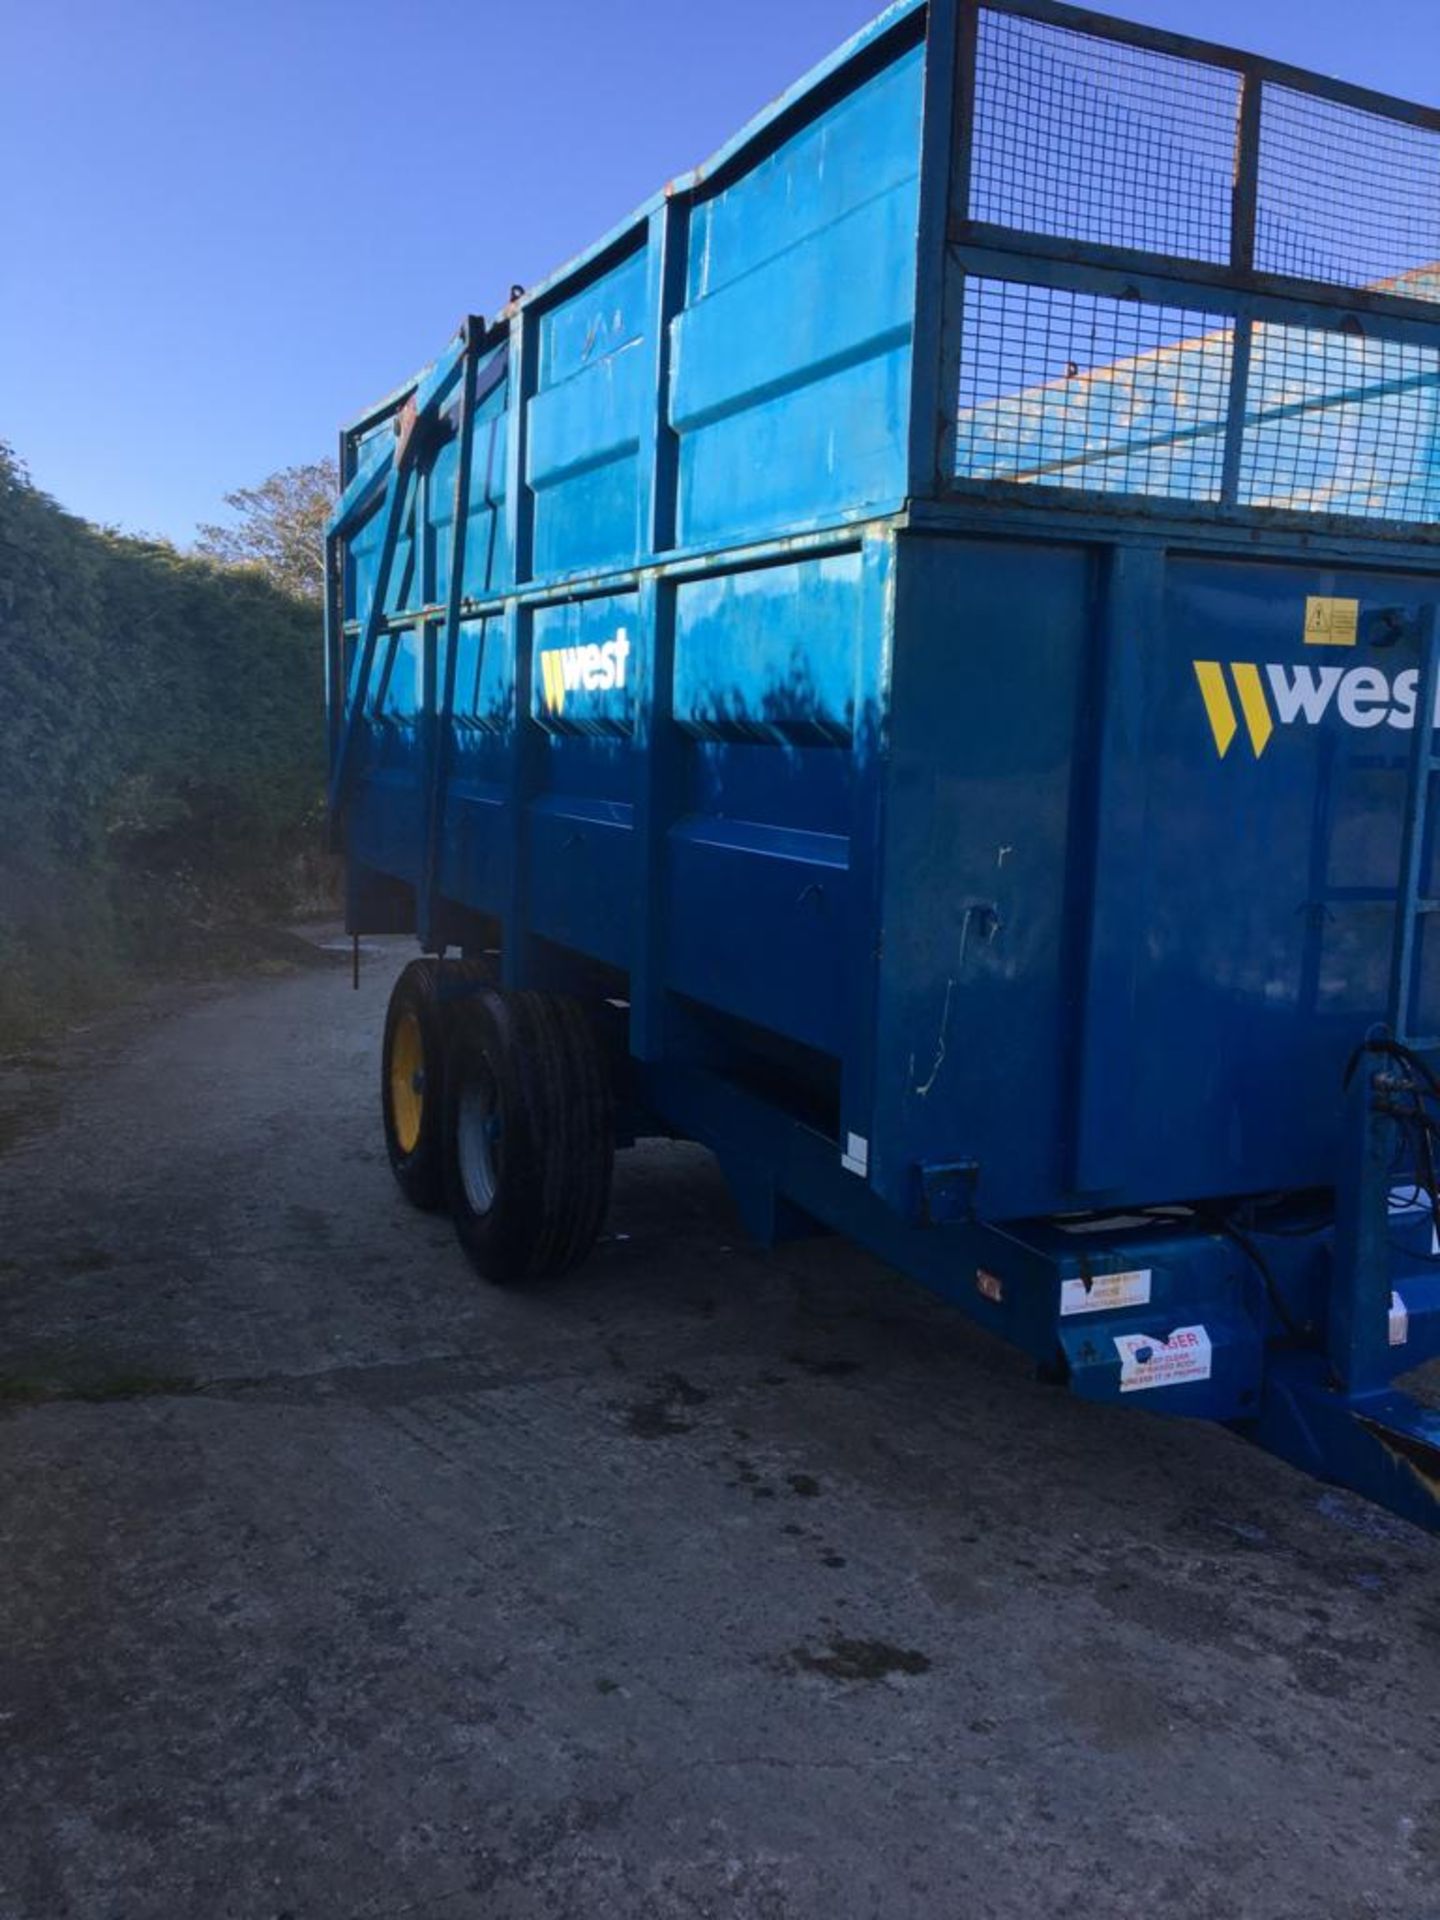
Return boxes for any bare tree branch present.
[194,459,336,601]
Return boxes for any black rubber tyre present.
[381,959,449,1210]
[443,987,614,1283]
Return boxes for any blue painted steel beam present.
[339,495,1440,619]
[1067,546,1165,1196]
[502,308,536,590]
[638,199,688,560]
[839,534,897,1178]
[1390,606,1440,1043]
[907,492,1440,559]
[498,599,544,991]
[419,322,488,950]
[906,0,959,497]
[629,573,678,1061]
[1329,1057,1405,1397]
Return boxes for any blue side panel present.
[437,613,513,917]
[529,250,649,578]
[872,533,1089,1222]
[532,593,637,739]
[1114,554,1440,1198]
[346,495,383,634]
[665,552,864,1052]
[666,819,849,1053]
[672,44,923,546]
[873,530,1440,1225]
[672,551,860,742]
[527,593,638,968]
[347,470,422,632]
[444,366,512,599]
[349,620,428,882]
[386,474,420,615]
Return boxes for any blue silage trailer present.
[328,0,1440,1530]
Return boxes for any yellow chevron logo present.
[1193,655,1440,758]
[539,648,567,715]
[1193,660,1274,759]
[536,630,631,718]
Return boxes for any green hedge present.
[0,446,327,1039]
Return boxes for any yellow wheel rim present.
[389,1009,426,1156]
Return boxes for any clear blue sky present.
[3,0,1438,546]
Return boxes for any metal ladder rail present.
[1323,604,1440,1406]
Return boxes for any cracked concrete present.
[1,937,1439,1919]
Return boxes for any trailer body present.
[329,0,1440,1527]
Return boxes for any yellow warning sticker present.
[1303,596,1359,646]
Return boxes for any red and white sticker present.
[1114,1325,1212,1393]
[1060,1267,1152,1316]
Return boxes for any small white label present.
[841,1132,869,1177]
[1115,1325,1212,1393]
[1390,1291,1409,1347]
[976,1268,1004,1304]
[1060,1267,1153,1317]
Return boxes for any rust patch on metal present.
[1357,1415,1440,1504]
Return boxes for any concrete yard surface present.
[1,937,1438,1920]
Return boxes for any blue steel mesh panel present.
[970,9,1239,263]
[1256,88,1440,300]
[954,279,1234,499]
[1238,324,1440,518]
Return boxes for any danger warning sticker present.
[1114,1325,1212,1393]
[1303,596,1359,647]
[1060,1268,1152,1317]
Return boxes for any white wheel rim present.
[457,1073,499,1215]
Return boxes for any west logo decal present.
[537,630,631,716]
[1193,660,1439,759]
